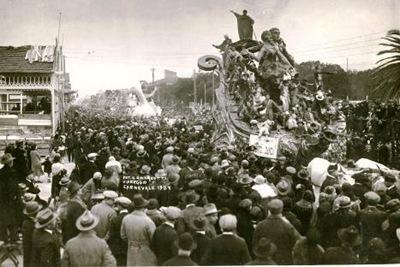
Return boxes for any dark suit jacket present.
[61,200,85,244]
[201,234,250,266]
[107,211,128,257]
[31,229,61,267]
[323,246,360,264]
[151,223,178,265]
[191,232,211,264]
[253,215,300,265]
[22,218,35,267]
[163,255,198,266]
[359,206,387,244]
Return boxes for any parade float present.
[198,27,347,165]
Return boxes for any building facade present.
[0,44,74,142]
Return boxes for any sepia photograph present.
[0,0,400,266]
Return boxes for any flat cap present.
[103,190,118,199]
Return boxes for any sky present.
[0,0,399,97]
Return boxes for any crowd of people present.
[345,100,400,169]
[0,9,400,267]
[0,104,400,266]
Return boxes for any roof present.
[0,46,54,73]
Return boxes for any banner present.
[249,135,279,159]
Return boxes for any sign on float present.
[249,134,279,159]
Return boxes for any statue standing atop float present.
[230,10,254,40]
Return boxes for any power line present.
[292,37,381,53]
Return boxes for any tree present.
[374,29,400,100]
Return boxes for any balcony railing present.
[0,75,52,89]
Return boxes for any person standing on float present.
[231,10,254,40]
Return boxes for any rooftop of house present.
[0,45,55,74]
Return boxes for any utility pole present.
[193,69,197,106]
[346,57,349,72]
[212,71,215,110]
[204,83,207,107]
[150,68,157,102]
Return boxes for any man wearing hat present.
[203,203,220,238]
[60,181,86,245]
[22,201,41,267]
[246,237,277,265]
[253,198,301,265]
[322,225,361,264]
[163,233,198,266]
[108,196,132,266]
[12,140,28,179]
[162,146,175,169]
[202,214,250,265]
[0,153,20,243]
[31,208,61,267]
[121,194,157,266]
[91,190,118,238]
[181,190,205,233]
[62,210,116,266]
[151,206,181,265]
[359,191,386,256]
[80,152,100,185]
[146,198,166,227]
[190,216,211,264]
[320,195,359,248]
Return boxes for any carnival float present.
[198,21,347,166]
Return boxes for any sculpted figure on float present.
[127,84,161,117]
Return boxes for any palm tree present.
[374,29,400,99]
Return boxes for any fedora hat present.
[385,199,400,213]
[132,194,149,208]
[254,175,266,185]
[322,128,337,142]
[67,181,81,195]
[276,180,290,196]
[253,237,277,258]
[155,169,167,178]
[35,208,57,229]
[23,201,41,216]
[220,159,230,168]
[238,174,254,185]
[204,203,219,216]
[136,149,147,158]
[59,177,71,186]
[337,196,352,209]
[337,225,362,247]
[297,169,309,180]
[76,210,99,232]
[139,165,151,175]
[1,153,15,164]
[182,190,200,205]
